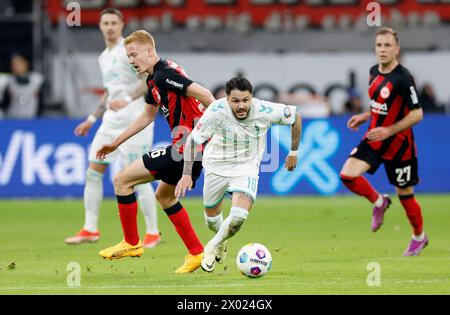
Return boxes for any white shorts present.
[203,170,259,208]
[88,122,154,166]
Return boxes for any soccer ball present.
[236,243,272,278]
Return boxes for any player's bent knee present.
[113,171,129,191]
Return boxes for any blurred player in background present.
[340,27,427,256]
[65,8,161,249]
[96,30,215,273]
[175,77,302,272]
[3,53,44,118]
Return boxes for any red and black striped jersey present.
[145,59,205,152]
[365,64,421,161]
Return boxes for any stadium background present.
[1,0,449,198]
[1,0,450,296]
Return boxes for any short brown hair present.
[124,30,156,49]
[100,8,123,21]
[376,27,399,44]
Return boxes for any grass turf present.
[0,195,449,294]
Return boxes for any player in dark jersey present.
[96,30,215,273]
[340,27,428,256]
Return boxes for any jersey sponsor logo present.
[165,78,183,89]
[196,122,203,131]
[370,100,388,115]
[380,86,390,99]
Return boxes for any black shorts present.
[350,140,419,188]
[142,145,203,187]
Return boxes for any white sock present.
[205,207,249,252]
[412,232,425,241]
[204,212,223,233]
[135,183,159,235]
[83,168,103,233]
[374,194,384,208]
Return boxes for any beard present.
[233,109,249,120]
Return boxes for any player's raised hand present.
[175,175,193,198]
[284,155,298,171]
[96,143,117,161]
[109,99,128,112]
[74,120,93,137]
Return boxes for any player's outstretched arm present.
[186,83,216,108]
[175,136,198,198]
[109,80,148,111]
[347,111,371,131]
[367,107,423,142]
[96,104,157,160]
[74,91,107,136]
[285,113,302,171]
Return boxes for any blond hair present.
[124,30,156,49]
[376,27,399,45]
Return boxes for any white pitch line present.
[1,279,448,292]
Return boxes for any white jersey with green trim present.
[98,38,145,128]
[191,97,296,177]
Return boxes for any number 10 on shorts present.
[247,177,257,192]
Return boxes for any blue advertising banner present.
[1,114,449,198]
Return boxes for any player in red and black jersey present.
[145,58,205,152]
[96,30,215,272]
[340,27,428,256]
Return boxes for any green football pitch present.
[0,195,449,295]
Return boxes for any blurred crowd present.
[0,55,448,119]
[275,82,448,118]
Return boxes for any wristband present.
[123,95,133,103]
[288,150,298,157]
[87,115,97,124]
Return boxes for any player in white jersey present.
[65,8,160,248]
[175,77,302,272]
